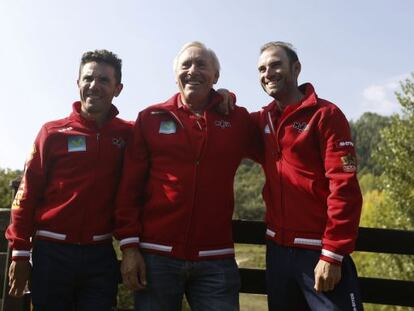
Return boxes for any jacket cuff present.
[320,249,343,265]
[119,237,140,250]
[11,250,31,261]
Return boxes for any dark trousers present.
[266,241,364,311]
[31,240,119,311]
[135,253,240,311]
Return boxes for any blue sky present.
[0,0,413,170]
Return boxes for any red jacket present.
[253,83,362,264]
[6,102,132,260]
[115,91,258,260]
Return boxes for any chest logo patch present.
[159,120,176,134]
[215,120,231,129]
[68,135,86,152]
[292,121,308,133]
[112,137,126,148]
[264,124,271,134]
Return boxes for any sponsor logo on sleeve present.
[336,140,354,148]
[68,136,86,152]
[159,121,176,134]
[11,179,25,209]
[341,154,357,172]
[26,144,36,163]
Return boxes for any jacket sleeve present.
[318,107,362,264]
[6,126,49,260]
[114,111,150,250]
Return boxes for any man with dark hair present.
[254,41,364,310]
[6,49,131,310]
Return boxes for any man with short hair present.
[115,41,258,311]
[254,41,364,310]
[6,49,131,310]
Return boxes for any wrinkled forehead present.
[178,47,212,63]
[258,47,287,66]
[79,61,116,76]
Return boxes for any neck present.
[181,95,209,115]
[275,87,304,111]
[80,110,108,128]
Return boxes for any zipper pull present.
[274,148,281,160]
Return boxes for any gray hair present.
[173,41,221,73]
[260,41,299,65]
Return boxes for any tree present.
[352,74,414,311]
[349,112,391,175]
[233,159,265,220]
[0,167,22,210]
[374,73,414,229]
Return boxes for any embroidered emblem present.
[214,120,231,129]
[58,126,73,132]
[159,121,176,134]
[11,180,25,210]
[112,137,126,148]
[336,141,354,148]
[292,121,308,133]
[68,136,86,152]
[26,144,36,163]
[341,154,357,172]
[264,124,271,134]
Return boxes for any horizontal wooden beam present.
[232,219,414,255]
[238,268,414,307]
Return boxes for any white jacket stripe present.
[12,250,30,257]
[140,242,172,252]
[321,249,344,262]
[293,238,322,247]
[120,237,140,247]
[199,248,234,257]
[35,230,66,240]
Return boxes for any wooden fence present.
[1,180,413,310]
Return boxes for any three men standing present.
[6,41,363,311]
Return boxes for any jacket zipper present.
[167,110,199,257]
[266,104,307,244]
[267,112,284,239]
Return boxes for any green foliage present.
[0,167,22,209]
[233,159,265,220]
[353,74,414,311]
[349,112,391,175]
[374,73,414,229]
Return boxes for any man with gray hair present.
[114,41,259,310]
[253,41,364,310]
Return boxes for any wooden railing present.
[1,180,413,310]
[232,219,414,307]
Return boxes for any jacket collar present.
[70,101,119,128]
[157,89,222,113]
[262,83,318,113]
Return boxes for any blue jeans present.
[135,253,240,311]
[31,240,119,311]
[266,241,364,311]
